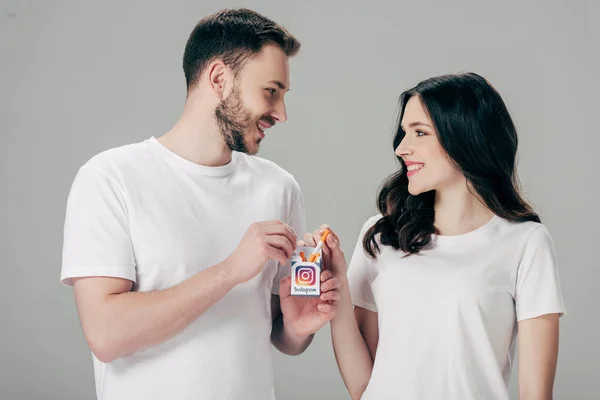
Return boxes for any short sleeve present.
[271,187,306,294]
[60,165,136,286]
[347,216,380,312]
[515,225,566,321]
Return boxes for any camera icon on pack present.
[295,266,316,286]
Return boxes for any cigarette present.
[308,228,331,263]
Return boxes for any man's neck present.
[158,95,233,167]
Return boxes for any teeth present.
[257,124,265,132]
[407,164,424,171]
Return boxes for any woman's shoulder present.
[357,214,385,237]
[364,213,384,228]
[496,217,555,248]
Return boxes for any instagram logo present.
[291,246,321,296]
[295,266,316,286]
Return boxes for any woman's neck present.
[433,181,495,236]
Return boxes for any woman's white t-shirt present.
[347,214,566,400]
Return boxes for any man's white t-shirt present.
[60,137,305,400]
[347,214,566,400]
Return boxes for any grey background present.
[1,0,598,399]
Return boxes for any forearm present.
[270,314,314,355]
[518,390,553,400]
[518,314,560,400]
[518,360,556,399]
[83,262,238,362]
[331,286,373,399]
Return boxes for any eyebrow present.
[400,121,432,129]
[268,80,289,91]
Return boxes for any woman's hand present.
[302,224,348,286]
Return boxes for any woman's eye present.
[416,130,427,137]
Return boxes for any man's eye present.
[266,88,276,96]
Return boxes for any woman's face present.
[395,95,465,196]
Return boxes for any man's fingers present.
[321,277,340,292]
[317,303,337,315]
[265,245,288,265]
[320,270,333,282]
[303,232,317,247]
[266,236,294,260]
[278,276,292,298]
[263,221,297,248]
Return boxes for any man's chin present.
[243,138,262,155]
[245,145,260,156]
[228,133,261,155]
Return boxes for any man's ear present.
[207,60,228,99]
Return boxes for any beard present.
[215,86,271,155]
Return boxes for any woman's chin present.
[408,182,426,196]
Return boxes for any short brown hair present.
[183,8,301,91]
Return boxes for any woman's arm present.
[517,313,560,400]
[331,288,379,400]
[302,225,378,400]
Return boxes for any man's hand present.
[223,220,297,283]
[277,270,342,337]
[277,224,346,337]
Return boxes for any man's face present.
[215,43,290,155]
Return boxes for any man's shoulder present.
[238,153,301,191]
[78,138,153,178]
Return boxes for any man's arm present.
[63,166,299,362]
[74,260,238,363]
[72,220,297,363]
[270,294,314,355]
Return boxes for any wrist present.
[216,258,242,287]
[282,315,313,342]
[336,274,350,293]
[336,284,355,312]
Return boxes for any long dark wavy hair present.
[363,72,540,257]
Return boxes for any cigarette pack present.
[290,245,321,297]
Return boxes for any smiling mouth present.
[257,118,274,133]
[406,163,424,177]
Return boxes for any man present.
[60,9,341,399]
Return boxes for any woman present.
[307,72,566,399]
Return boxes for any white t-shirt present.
[347,214,566,400]
[60,136,305,400]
